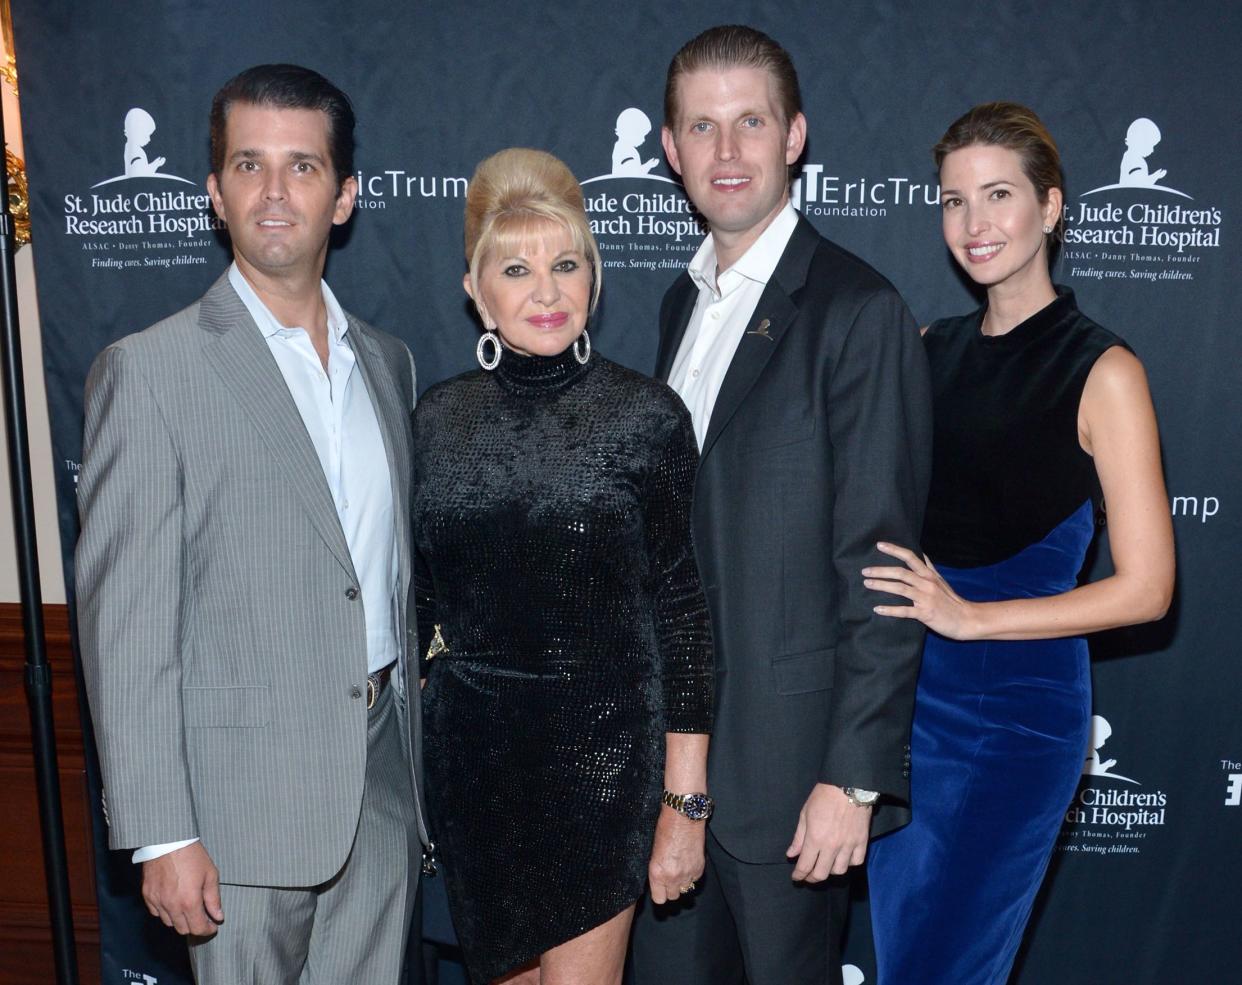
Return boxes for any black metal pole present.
[0,101,80,982]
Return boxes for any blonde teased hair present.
[464,148,602,320]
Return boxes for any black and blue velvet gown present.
[868,288,1127,985]
[412,344,713,984]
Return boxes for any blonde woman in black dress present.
[413,148,714,984]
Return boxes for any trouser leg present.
[703,830,846,985]
[303,681,420,984]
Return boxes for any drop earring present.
[573,329,591,365]
[477,328,502,370]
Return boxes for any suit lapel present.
[698,216,819,460]
[197,274,357,581]
[654,274,698,381]
[698,289,797,459]
[350,321,412,600]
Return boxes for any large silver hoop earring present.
[477,330,502,371]
[573,328,591,365]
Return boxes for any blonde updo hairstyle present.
[464,148,602,325]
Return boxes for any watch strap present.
[661,788,714,820]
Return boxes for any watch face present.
[682,793,714,820]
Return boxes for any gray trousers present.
[628,828,846,985]
[188,682,419,984]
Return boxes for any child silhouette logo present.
[611,107,660,177]
[1083,117,1190,199]
[1118,118,1167,188]
[124,108,166,177]
[1082,715,1140,785]
[581,106,677,186]
[92,106,194,188]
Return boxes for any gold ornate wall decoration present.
[2,0,28,245]
[6,147,27,245]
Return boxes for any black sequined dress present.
[412,344,713,983]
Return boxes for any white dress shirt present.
[668,202,800,446]
[134,264,400,864]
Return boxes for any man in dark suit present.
[628,25,932,985]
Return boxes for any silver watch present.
[843,786,880,807]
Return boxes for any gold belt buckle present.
[366,674,379,709]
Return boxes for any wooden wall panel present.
[0,604,100,983]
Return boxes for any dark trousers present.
[628,828,847,985]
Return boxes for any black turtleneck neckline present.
[974,285,1078,350]
[493,338,593,395]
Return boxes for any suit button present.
[345,587,359,600]
[350,685,363,699]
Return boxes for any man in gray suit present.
[76,64,427,982]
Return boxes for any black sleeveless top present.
[921,287,1128,568]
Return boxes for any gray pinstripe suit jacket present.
[75,273,426,887]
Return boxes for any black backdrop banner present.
[11,2,1239,982]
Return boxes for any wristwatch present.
[842,786,880,808]
[661,789,715,821]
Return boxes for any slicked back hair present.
[664,25,802,131]
[210,63,355,191]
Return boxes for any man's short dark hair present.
[210,64,355,189]
[664,25,802,131]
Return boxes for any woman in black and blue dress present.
[413,148,713,985]
[865,103,1175,985]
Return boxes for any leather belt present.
[366,663,395,710]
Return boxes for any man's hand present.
[141,841,224,936]
[785,783,871,882]
[648,808,706,905]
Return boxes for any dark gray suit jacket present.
[76,273,427,887]
[655,216,932,862]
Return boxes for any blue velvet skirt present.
[867,501,1095,985]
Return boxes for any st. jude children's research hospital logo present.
[1063,116,1223,284]
[581,106,704,272]
[1057,715,1169,858]
[63,104,220,272]
[93,107,195,187]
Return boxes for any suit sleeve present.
[820,288,932,829]
[643,404,714,733]
[410,397,438,679]
[75,344,197,849]
[414,547,437,679]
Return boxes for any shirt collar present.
[228,262,349,344]
[687,201,800,297]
